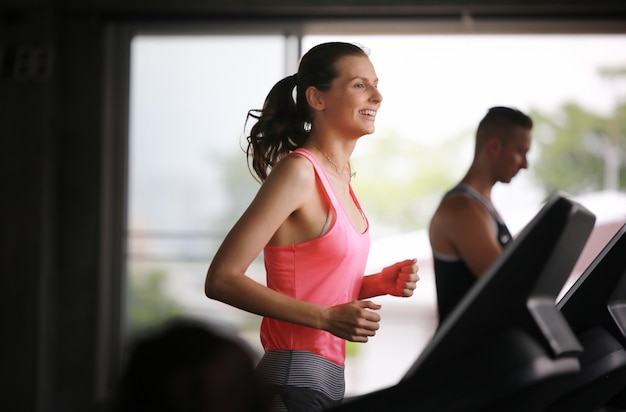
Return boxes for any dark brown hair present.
[246,42,368,181]
[476,106,533,149]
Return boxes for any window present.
[127,33,289,344]
[126,30,626,395]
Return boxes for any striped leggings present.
[257,350,345,412]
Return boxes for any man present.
[429,106,533,324]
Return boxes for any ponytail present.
[246,74,309,181]
[245,42,368,182]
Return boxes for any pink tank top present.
[260,148,371,366]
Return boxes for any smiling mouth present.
[359,109,376,117]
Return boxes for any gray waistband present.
[257,350,345,400]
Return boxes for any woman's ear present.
[305,86,325,111]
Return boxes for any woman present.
[205,42,419,411]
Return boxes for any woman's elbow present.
[204,270,223,300]
[204,280,214,299]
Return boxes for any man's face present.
[495,126,532,183]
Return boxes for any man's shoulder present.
[433,193,493,230]
[439,192,482,212]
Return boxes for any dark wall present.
[1,1,625,411]
[1,5,112,412]
[1,9,58,412]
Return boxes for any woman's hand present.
[380,258,419,297]
[321,300,382,342]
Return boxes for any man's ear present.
[485,135,502,155]
[305,86,325,111]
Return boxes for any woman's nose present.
[372,88,383,103]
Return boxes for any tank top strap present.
[447,184,502,224]
[290,148,340,207]
[446,184,512,246]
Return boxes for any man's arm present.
[429,195,503,278]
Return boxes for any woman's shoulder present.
[267,150,316,187]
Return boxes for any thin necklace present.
[312,144,356,180]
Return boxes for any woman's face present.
[316,55,383,138]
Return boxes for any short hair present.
[476,106,533,148]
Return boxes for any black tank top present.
[433,185,512,324]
